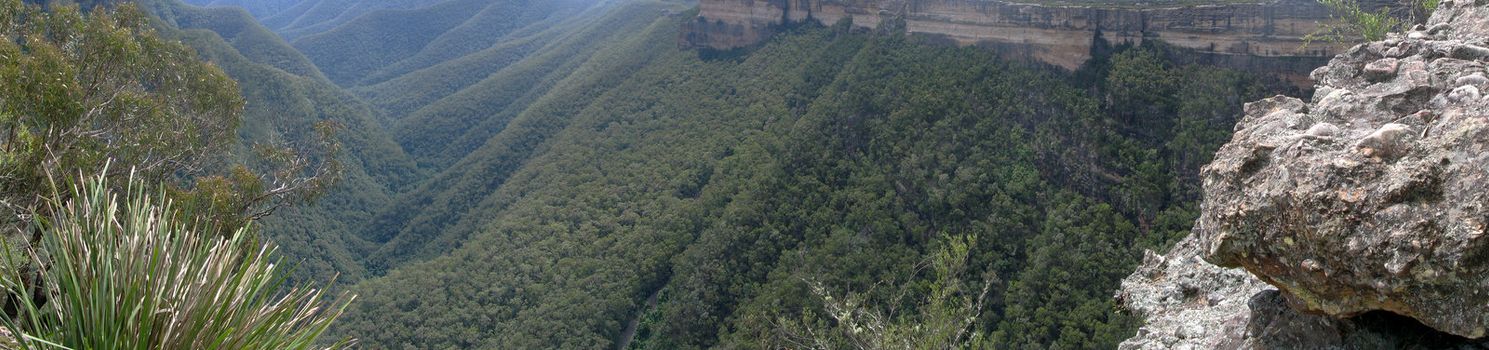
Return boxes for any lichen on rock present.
[1118,236,1489,349]
[1117,235,1274,349]
[1121,0,1489,345]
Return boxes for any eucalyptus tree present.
[0,0,339,239]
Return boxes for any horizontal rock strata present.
[682,0,1388,83]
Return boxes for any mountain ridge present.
[141,0,425,283]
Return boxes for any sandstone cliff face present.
[1121,0,1489,347]
[683,0,1378,81]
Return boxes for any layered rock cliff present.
[1120,0,1489,347]
[683,0,1385,83]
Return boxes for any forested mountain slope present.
[176,0,298,23]
[291,0,589,86]
[145,0,1301,348]
[317,7,1286,350]
[135,0,424,283]
[184,0,616,166]
[167,0,696,276]
[159,0,629,282]
[182,0,600,87]
[182,0,429,39]
[356,2,699,273]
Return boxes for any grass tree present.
[0,173,354,350]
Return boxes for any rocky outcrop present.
[1121,0,1489,346]
[1117,235,1279,349]
[1119,236,1487,349]
[682,0,1386,84]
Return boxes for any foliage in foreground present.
[0,173,354,350]
[0,0,238,233]
[777,235,994,350]
[0,0,341,240]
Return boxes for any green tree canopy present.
[0,0,339,238]
[0,0,243,233]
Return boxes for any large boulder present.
[1195,0,1489,339]
[1118,235,1488,349]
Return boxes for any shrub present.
[0,173,354,350]
[1309,0,1440,44]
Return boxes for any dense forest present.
[226,2,1280,347]
[9,0,1309,348]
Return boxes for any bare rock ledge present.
[1120,0,1489,347]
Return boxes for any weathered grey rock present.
[1196,0,1489,339]
[1118,237,1489,349]
[1307,122,1342,138]
[1448,85,1482,102]
[1117,236,1272,350]
[1455,72,1488,87]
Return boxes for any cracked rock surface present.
[1117,235,1273,350]
[1118,236,1489,349]
[1121,0,1489,346]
